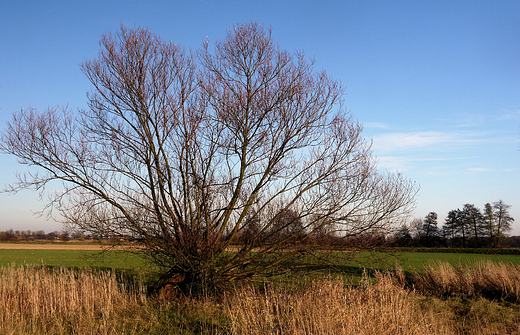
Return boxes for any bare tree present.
[482,203,496,246]
[461,204,484,247]
[493,200,514,244]
[1,23,417,293]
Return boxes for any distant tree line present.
[232,200,517,249]
[390,200,515,248]
[0,200,515,249]
[0,229,103,242]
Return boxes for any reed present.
[224,273,453,335]
[0,265,153,334]
[411,261,520,301]
[2,261,520,334]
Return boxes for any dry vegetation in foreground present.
[225,274,451,335]
[0,265,154,334]
[1,262,520,334]
[409,261,520,302]
[224,263,520,335]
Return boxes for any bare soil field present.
[0,242,113,250]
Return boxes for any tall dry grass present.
[224,272,453,335]
[0,265,155,334]
[411,261,520,301]
[224,262,520,335]
[2,261,520,334]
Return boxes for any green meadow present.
[1,247,519,274]
[0,249,148,271]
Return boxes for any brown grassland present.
[0,242,105,250]
[1,259,520,334]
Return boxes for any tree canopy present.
[1,23,417,293]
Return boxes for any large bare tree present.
[1,23,417,292]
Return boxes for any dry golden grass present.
[0,265,156,334]
[411,261,520,301]
[2,261,520,334]
[224,272,454,335]
[223,263,520,335]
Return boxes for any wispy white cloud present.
[371,131,454,153]
[426,167,455,177]
[375,155,457,173]
[376,156,411,172]
[499,110,520,121]
[370,128,503,155]
[365,122,390,129]
[447,121,480,129]
[467,168,491,173]
[368,123,517,180]
[435,113,486,128]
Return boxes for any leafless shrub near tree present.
[0,23,417,293]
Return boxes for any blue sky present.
[1,0,519,233]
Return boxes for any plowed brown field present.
[0,243,111,250]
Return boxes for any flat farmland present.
[2,242,520,334]
[290,250,520,277]
[385,251,520,271]
[0,242,148,270]
[0,242,105,250]
[1,242,520,273]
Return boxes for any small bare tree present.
[1,23,417,293]
[493,200,514,243]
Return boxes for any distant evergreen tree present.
[443,208,471,247]
[461,204,484,247]
[441,213,455,246]
[482,203,496,246]
[418,212,439,246]
[393,224,414,246]
[441,201,514,248]
[493,200,514,245]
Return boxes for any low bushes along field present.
[1,261,520,334]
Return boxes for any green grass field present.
[0,249,148,270]
[1,247,519,275]
[392,251,520,270]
